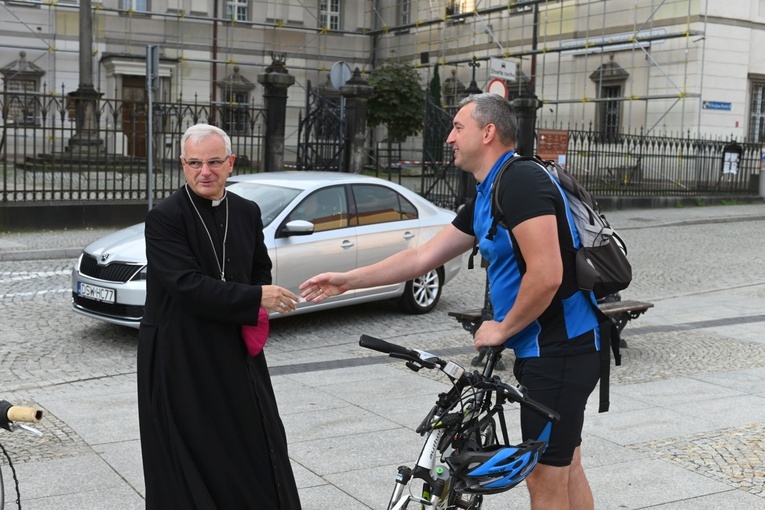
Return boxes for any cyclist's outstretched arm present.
[300,225,474,303]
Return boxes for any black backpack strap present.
[467,239,479,269]
[592,304,621,413]
[486,155,539,241]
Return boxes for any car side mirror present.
[279,219,315,237]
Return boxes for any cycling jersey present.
[452,152,600,358]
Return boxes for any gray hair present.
[180,124,232,158]
[458,93,517,145]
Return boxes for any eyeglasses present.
[182,155,231,170]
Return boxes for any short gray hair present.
[458,93,517,145]
[180,124,232,158]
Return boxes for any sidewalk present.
[1,202,765,509]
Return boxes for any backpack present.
[487,155,632,300]
[487,155,632,413]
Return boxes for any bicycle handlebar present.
[0,400,44,430]
[8,406,43,424]
[359,334,416,358]
[359,334,443,369]
[359,335,559,423]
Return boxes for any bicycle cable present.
[0,440,22,509]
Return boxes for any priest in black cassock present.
[137,123,302,509]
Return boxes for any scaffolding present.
[1,0,708,138]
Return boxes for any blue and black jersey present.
[452,152,600,359]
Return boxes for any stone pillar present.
[340,68,374,173]
[68,0,103,154]
[257,53,295,172]
[511,95,542,157]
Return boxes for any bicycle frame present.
[359,335,557,510]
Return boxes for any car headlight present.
[132,265,148,281]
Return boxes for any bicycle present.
[0,400,43,510]
[359,334,560,509]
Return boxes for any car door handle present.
[340,240,355,249]
[403,232,415,240]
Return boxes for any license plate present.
[77,282,116,304]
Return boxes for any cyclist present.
[301,93,601,510]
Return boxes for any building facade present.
[2,0,765,163]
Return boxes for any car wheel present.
[399,267,443,314]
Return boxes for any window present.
[287,187,349,232]
[598,85,621,143]
[589,58,628,142]
[400,0,411,25]
[749,81,765,142]
[6,79,38,125]
[320,0,340,30]
[446,0,474,16]
[120,0,148,11]
[221,90,250,135]
[226,0,248,21]
[352,185,417,226]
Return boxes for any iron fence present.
[296,80,345,172]
[1,85,761,210]
[0,88,266,203]
[563,127,763,197]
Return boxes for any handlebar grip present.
[7,406,43,424]
[359,335,413,357]
[497,383,560,423]
[522,399,560,423]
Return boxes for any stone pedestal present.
[511,95,542,156]
[67,86,104,156]
[257,56,295,172]
[340,68,374,173]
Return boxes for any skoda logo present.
[100,253,111,263]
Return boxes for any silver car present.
[71,171,464,328]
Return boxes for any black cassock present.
[138,186,301,509]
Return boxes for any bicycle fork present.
[387,428,447,510]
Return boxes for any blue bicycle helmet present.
[447,422,551,495]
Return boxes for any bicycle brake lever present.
[405,361,422,372]
[389,352,437,370]
[9,422,43,436]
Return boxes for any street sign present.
[146,45,159,92]
[489,57,516,81]
[538,129,569,168]
[487,78,508,99]
[330,61,352,90]
[702,101,732,111]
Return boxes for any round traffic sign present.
[487,78,508,99]
[330,61,352,89]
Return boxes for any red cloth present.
[242,308,269,356]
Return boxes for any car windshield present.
[227,182,302,227]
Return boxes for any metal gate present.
[419,97,473,210]
[296,80,345,172]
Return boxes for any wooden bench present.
[448,299,654,365]
[597,299,654,341]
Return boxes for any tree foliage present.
[367,63,424,141]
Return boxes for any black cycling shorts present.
[513,351,600,467]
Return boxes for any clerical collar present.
[185,185,227,207]
[211,193,226,207]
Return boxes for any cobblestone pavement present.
[1,202,765,508]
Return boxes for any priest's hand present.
[262,285,299,315]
